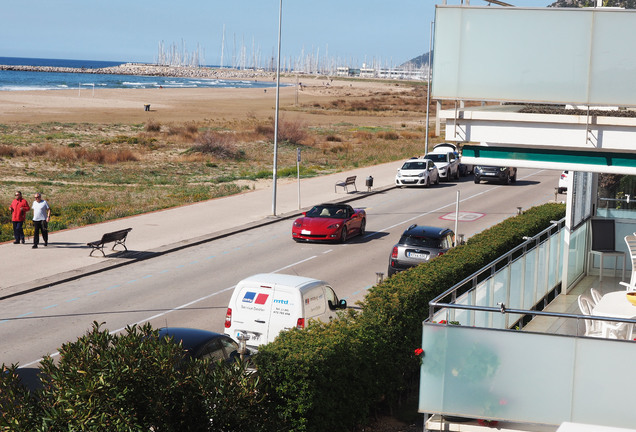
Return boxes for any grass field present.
[0,79,448,242]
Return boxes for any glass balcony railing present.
[419,323,636,429]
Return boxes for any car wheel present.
[455,169,460,180]
[474,177,480,184]
[435,174,440,185]
[502,173,510,185]
[387,267,395,277]
[557,187,565,194]
[359,219,366,236]
[340,227,348,243]
[511,172,517,183]
[424,177,430,188]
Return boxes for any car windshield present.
[401,235,441,248]
[426,154,447,162]
[401,161,427,170]
[306,205,347,219]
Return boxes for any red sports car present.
[292,203,366,243]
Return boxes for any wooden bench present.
[335,175,357,193]
[87,228,132,257]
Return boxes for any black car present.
[474,166,517,185]
[387,224,455,276]
[158,327,251,363]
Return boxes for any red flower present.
[414,348,424,356]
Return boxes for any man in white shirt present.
[31,193,51,249]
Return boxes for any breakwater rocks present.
[0,63,276,80]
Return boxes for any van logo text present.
[273,299,289,305]
[242,292,269,305]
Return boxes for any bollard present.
[376,272,384,283]
[366,175,374,192]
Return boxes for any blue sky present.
[2,0,552,66]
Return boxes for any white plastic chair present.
[582,293,632,340]
[577,295,603,337]
[590,288,602,305]
[623,233,636,288]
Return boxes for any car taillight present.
[296,318,305,329]
[224,308,232,328]
[437,252,444,257]
[391,246,398,258]
[560,173,567,179]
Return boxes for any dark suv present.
[387,225,454,276]
[474,166,517,185]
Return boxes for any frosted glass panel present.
[567,223,587,287]
[420,324,636,428]
[523,248,537,309]
[433,6,636,106]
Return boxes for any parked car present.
[387,224,455,276]
[432,142,472,176]
[292,203,366,243]
[395,158,439,187]
[474,166,517,184]
[224,273,347,350]
[557,170,569,193]
[424,148,460,181]
[158,327,252,363]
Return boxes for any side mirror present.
[338,299,347,309]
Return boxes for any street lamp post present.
[272,0,283,216]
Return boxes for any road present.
[0,168,561,368]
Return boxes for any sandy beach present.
[0,69,411,126]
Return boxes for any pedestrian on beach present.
[31,192,51,248]
[9,191,30,244]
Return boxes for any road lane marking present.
[21,285,238,368]
[273,255,318,273]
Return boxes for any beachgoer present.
[31,192,51,248]
[9,191,30,244]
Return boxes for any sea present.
[0,57,280,91]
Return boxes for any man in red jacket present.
[10,191,30,244]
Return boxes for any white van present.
[224,273,347,349]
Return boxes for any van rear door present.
[267,287,301,344]
[231,281,274,347]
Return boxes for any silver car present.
[395,158,439,187]
[387,224,454,276]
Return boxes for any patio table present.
[592,291,636,339]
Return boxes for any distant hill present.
[400,52,432,69]
[401,0,635,69]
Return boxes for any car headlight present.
[475,166,482,173]
[293,220,302,228]
[327,223,341,229]
[418,172,425,177]
[499,167,507,172]
[396,171,402,178]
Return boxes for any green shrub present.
[0,323,276,432]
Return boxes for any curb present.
[0,184,395,300]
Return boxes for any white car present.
[557,170,569,193]
[423,150,460,181]
[395,158,440,188]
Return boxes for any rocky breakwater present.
[0,63,276,80]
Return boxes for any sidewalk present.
[1,161,400,299]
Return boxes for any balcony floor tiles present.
[523,276,624,336]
